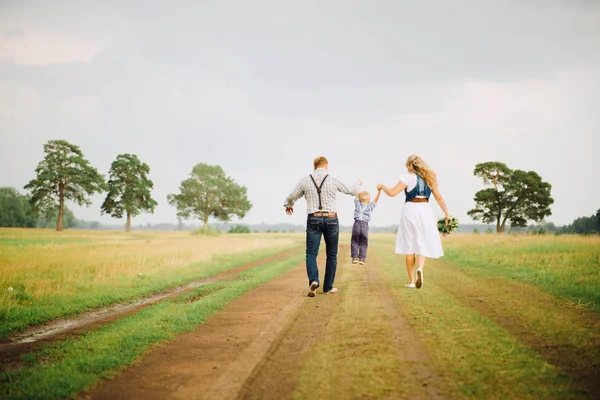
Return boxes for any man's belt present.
[310,212,337,217]
[408,198,428,203]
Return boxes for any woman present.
[377,155,451,288]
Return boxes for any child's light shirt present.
[353,199,376,222]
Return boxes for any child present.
[351,189,381,264]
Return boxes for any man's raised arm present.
[336,177,362,196]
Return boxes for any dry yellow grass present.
[0,228,298,301]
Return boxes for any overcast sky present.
[1,0,599,228]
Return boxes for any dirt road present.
[78,244,599,400]
[81,247,454,400]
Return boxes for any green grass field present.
[441,234,600,312]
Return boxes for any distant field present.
[0,229,301,337]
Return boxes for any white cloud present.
[0,31,102,65]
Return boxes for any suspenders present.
[309,174,328,211]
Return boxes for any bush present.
[191,226,220,236]
[228,225,251,234]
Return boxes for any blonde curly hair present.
[406,155,437,188]
[358,191,370,203]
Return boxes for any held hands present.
[376,183,384,191]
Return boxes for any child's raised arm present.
[373,188,382,204]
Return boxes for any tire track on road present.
[236,249,345,400]
[366,253,456,399]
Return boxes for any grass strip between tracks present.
[0,251,304,400]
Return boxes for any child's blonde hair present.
[358,191,370,203]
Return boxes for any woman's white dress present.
[395,173,444,258]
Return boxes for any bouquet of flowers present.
[437,216,459,235]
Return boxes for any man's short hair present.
[313,156,328,170]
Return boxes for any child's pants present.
[351,220,369,260]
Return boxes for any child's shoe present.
[358,259,365,265]
[352,258,359,264]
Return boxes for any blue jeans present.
[306,215,339,293]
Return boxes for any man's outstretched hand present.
[285,207,294,215]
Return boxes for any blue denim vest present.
[404,174,431,203]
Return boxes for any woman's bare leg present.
[416,255,426,270]
[405,254,416,283]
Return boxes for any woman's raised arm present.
[377,181,406,198]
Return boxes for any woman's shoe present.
[416,269,423,289]
[404,283,416,288]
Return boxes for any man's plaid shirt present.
[284,168,361,214]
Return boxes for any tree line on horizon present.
[0,140,597,234]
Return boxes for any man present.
[284,156,362,297]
